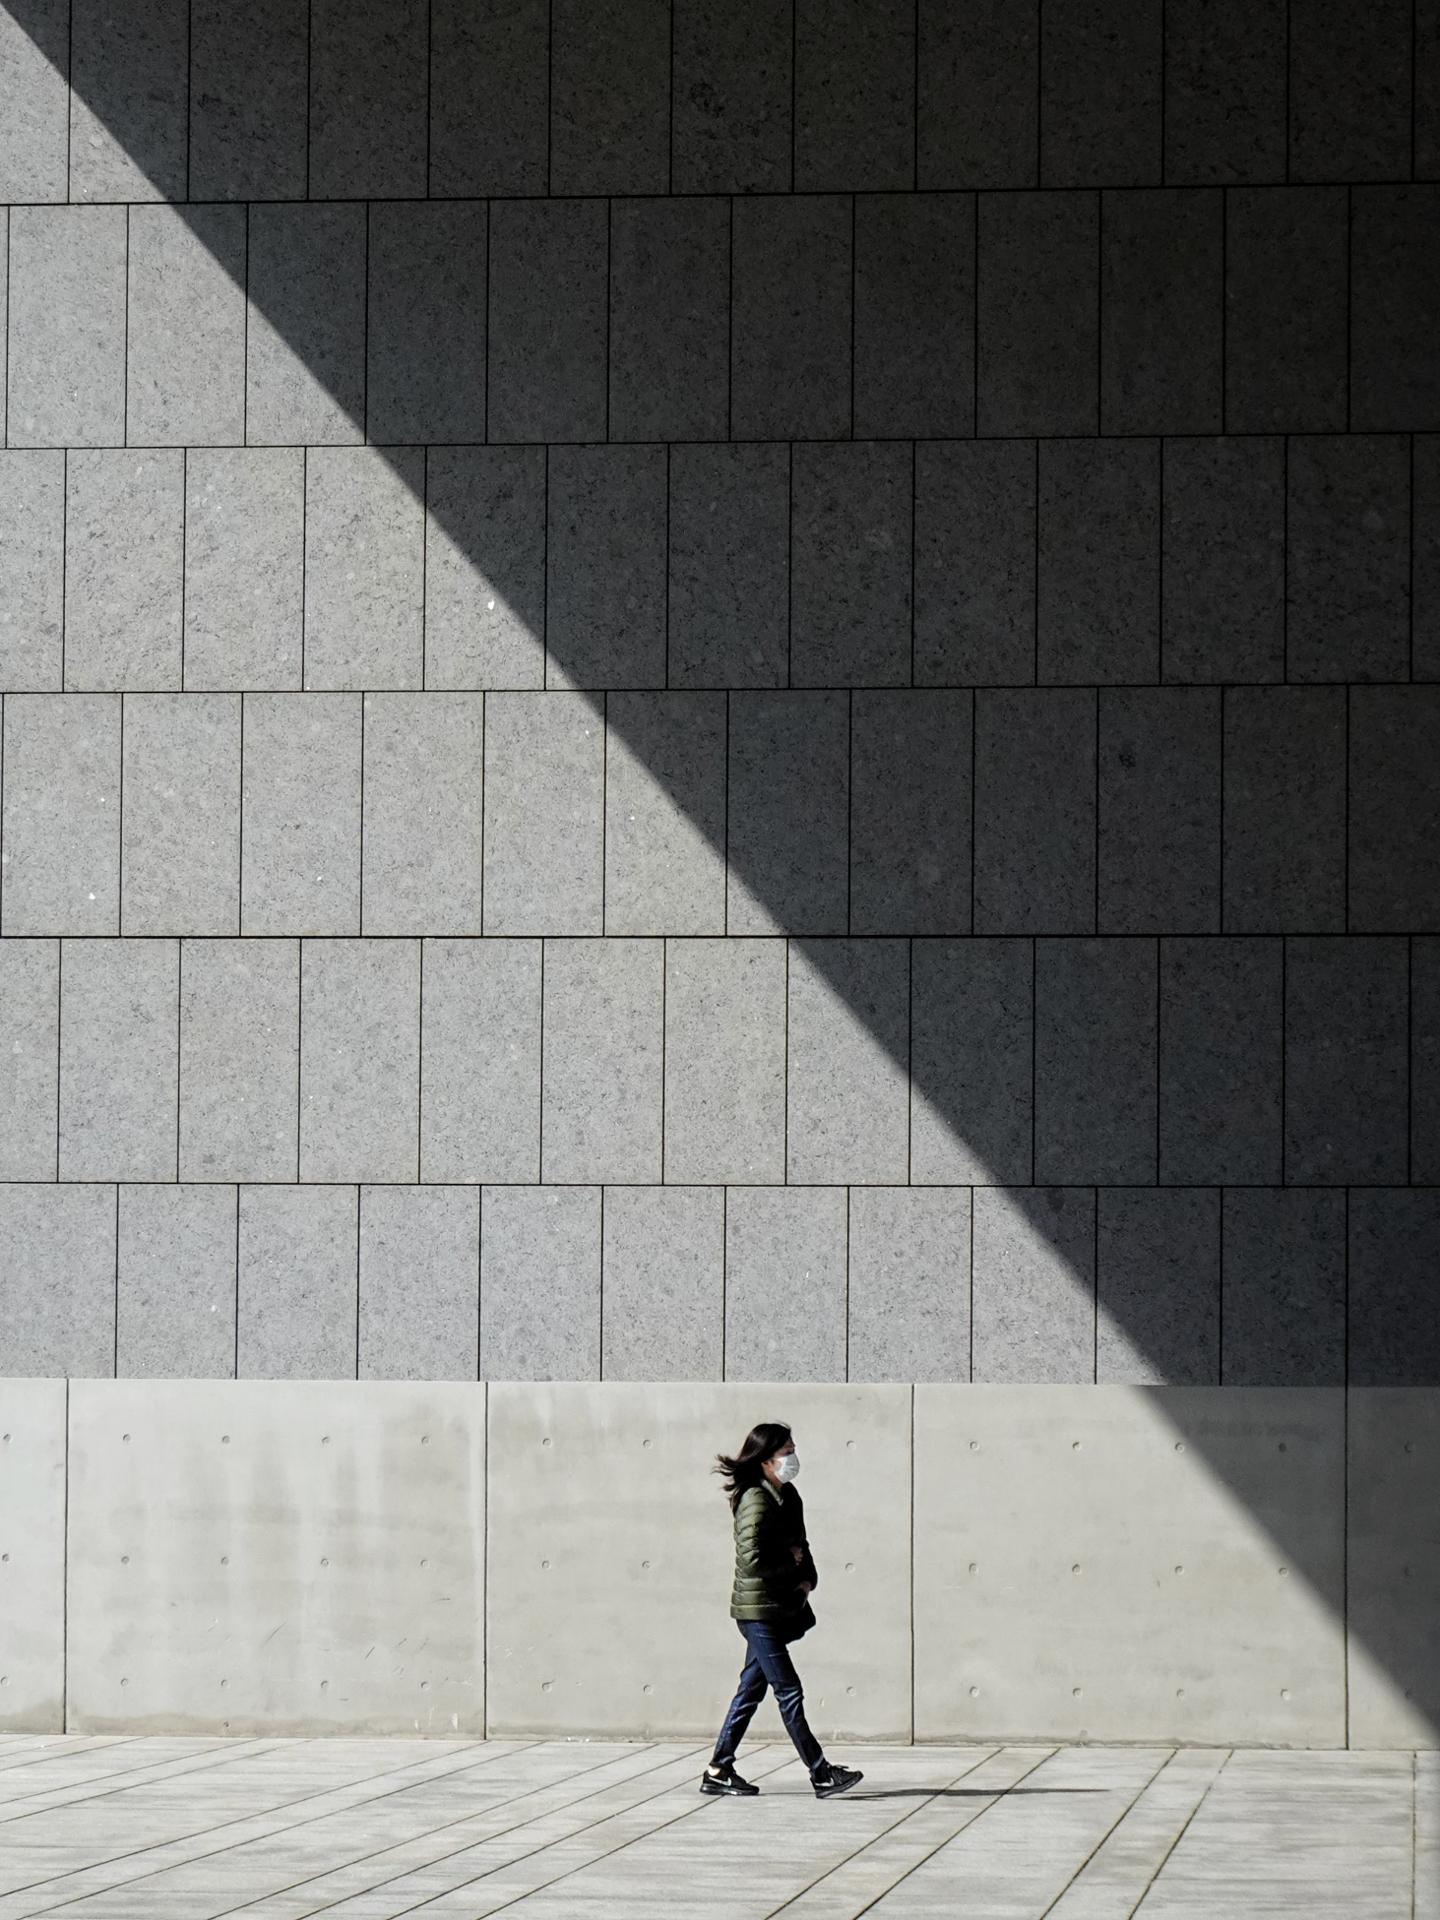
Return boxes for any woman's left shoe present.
[700,1761,760,1796]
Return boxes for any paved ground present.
[0,1736,1432,1918]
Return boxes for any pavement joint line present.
[768,1743,1059,1920]
[0,1737,554,1909]
[1128,1746,1238,1917]
[0,1737,148,1780]
[204,1742,723,1920]
[0,1739,303,1821]
[1034,1747,1182,1919]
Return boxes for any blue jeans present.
[711,1619,824,1772]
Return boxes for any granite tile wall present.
[0,0,1436,1387]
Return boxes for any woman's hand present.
[791,1545,805,1564]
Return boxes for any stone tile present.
[126,207,246,446]
[69,0,187,200]
[850,690,971,935]
[304,448,424,690]
[183,450,304,692]
[600,1187,725,1381]
[787,939,909,1185]
[300,940,419,1184]
[546,447,667,690]
[1351,186,1440,432]
[791,441,912,688]
[481,1186,601,1381]
[918,0,1037,187]
[972,1186,1095,1382]
[1223,687,1345,933]
[609,199,730,441]
[246,205,366,446]
[429,0,548,195]
[977,192,1099,435]
[1035,938,1158,1185]
[120,693,241,936]
[1349,1191,1440,1386]
[1,693,120,935]
[1163,0,1285,183]
[1225,188,1348,432]
[189,0,308,199]
[1285,937,1408,1185]
[1099,688,1221,934]
[366,204,487,444]
[358,1186,479,1381]
[671,0,792,193]
[420,938,541,1184]
[240,693,361,935]
[0,1186,115,1376]
[727,691,848,936]
[1416,939,1440,1184]
[1161,437,1285,683]
[488,201,608,443]
[667,444,789,689]
[1289,0,1411,181]
[1101,189,1223,435]
[794,0,914,190]
[731,197,852,440]
[912,938,1033,1185]
[1097,1188,1220,1385]
[973,688,1095,934]
[1160,936,1283,1186]
[0,0,69,200]
[1419,437,1440,682]
[0,452,65,690]
[483,693,604,935]
[1221,1189,1345,1385]
[914,441,1036,685]
[605,693,726,935]
[237,1185,358,1379]
[550,0,669,193]
[7,208,126,447]
[854,195,974,438]
[1286,437,1410,682]
[116,1185,237,1379]
[1038,439,1159,683]
[541,939,664,1184]
[309,0,427,197]
[64,451,183,691]
[425,448,546,691]
[179,937,299,1183]
[0,939,58,1179]
[360,693,484,935]
[1350,689,1440,935]
[1040,0,1161,185]
[59,938,178,1181]
[724,1188,847,1380]
[848,1188,970,1383]
[663,939,785,1186]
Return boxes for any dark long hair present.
[714,1421,792,1514]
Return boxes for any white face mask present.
[774,1452,800,1484]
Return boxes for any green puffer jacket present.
[729,1479,820,1630]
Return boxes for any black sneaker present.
[700,1761,759,1796]
[811,1762,864,1799]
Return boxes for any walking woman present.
[700,1421,863,1799]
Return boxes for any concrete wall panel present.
[1347,1390,1440,1747]
[65,1378,484,1735]
[485,1381,911,1739]
[0,1379,67,1732]
[914,1385,1346,1744]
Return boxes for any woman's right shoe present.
[811,1762,864,1799]
[700,1762,760,1796]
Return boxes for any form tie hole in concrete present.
[1,1434,9,1443]
[846,1439,855,1449]
[969,1686,980,1697]
[321,1680,329,1691]
[1176,1688,1186,1698]
[1,1554,8,1563]
[1174,1565,1184,1576]
[1071,1563,1082,1575]
[968,1562,977,1573]
[1174,1442,1185,1453]
[1278,1442,1287,1452]
[968,1441,979,1452]
[542,1436,552,1447]
[320,1557,329,1567]
[420,1434,429,1445]
[220,1679,228,1689]
[1071,1441,1082,1451]
[1278,1566,1289,1577]
[846,1685,855,1695]
[1404,1441,1414,1455]
[641,1559,652,1570]
[420,1558,429,1568]
[1072,1687,1082,1698]
[220,1556,228,1565]
[1281,1689,1291,1700]
[541,1559,550,1569]
[321,1435,330,1445]
[221,1435,230,1445]
[642,1438,652,1448]
[122,1433,131,1443]
[541,1680,553,1692]
[121,1554,129,1564]
[120,1678,129,1687]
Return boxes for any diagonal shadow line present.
[0,1,1433,1745]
